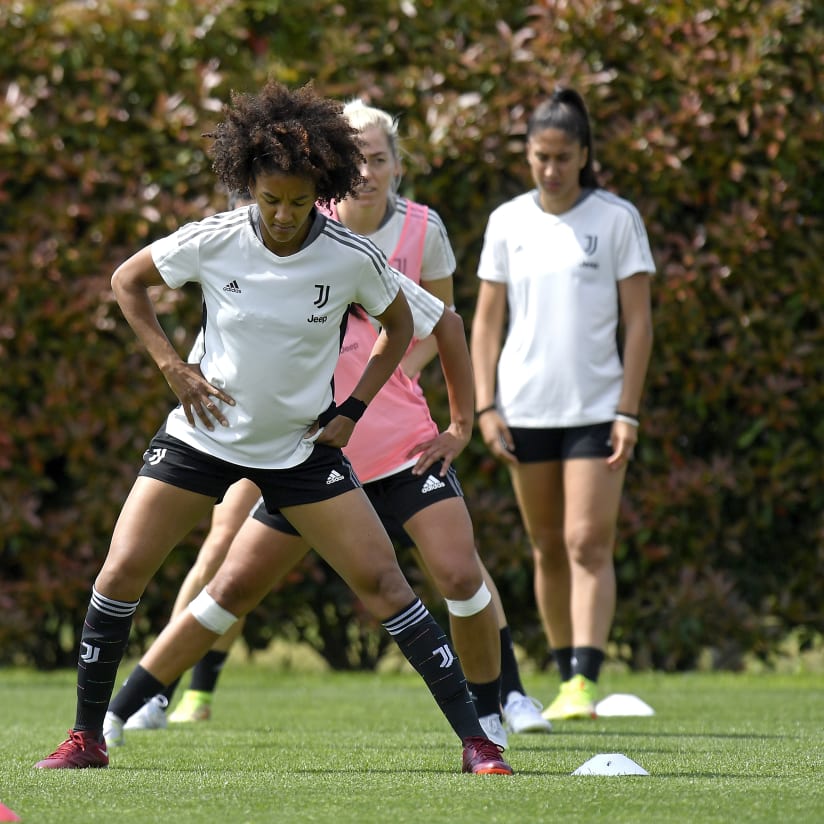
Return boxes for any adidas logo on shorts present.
[326,469,345,485]
[421,474,446,493]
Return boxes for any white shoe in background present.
[123,694,169,731]
[502,691,553,733]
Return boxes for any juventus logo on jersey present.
[308,284,330,324]
[583,234,598,255]
[313,284,330,308]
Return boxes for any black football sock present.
[108,665,166,722]
[189,650,229,693]
[551,646,574,683]
[383,598,483,741]
[499,626,526,698]
[74,587,139,736]
[571,646,605,683]
[161,677,181,704]
[467,676,502,718]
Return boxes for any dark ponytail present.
[527,88,598,188]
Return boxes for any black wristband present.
[476,404,497,418]
[318,396,367,427]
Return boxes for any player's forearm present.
[433,309,473,437]
[111,252,182,373]
[470,327,501,410]
[470,283,506,410]
[353,340,409,404]
[617,319,653,414]
[355,291,414,403]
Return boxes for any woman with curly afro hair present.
[36,81,512,776]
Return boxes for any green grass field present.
[2,661,822,823]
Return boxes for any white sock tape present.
[445,581,492,618]
[188,588,238,635]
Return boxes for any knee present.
[95,560,149,602]
[530,528,566,571]
[205,570,259,617]
[434,565,484,602]
[445,581,491,618]
[565,526,614,570]
[359,564,416,617]
[375,565,414,603]
[188,588,238,635]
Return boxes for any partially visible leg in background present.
[167,480,261,723]
[480,564,553,734]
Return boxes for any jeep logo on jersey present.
[313,284,330,308]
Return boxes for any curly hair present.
[207,81,364,205]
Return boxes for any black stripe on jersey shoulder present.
[402,281,443,330]
[321,219,388,274]
[176,208,250,245]
[592,189,646,238]
[424,208,449,242]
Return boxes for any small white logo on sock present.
[433,644,454,668]
[79,642,100,664]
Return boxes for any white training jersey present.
[368,196,456,284]
[151,205,401,469]
[477,189,655,427]
[186,261,443,362]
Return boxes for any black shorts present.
[509,422,613,463]
[137,428,361,511]
[253,459,463,549]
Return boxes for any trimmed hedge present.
[1,0,821,670]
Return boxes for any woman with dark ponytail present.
[471,87,655,721]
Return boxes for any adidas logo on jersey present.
[421,474,446,493]
[223,280,242,293]
[326,469,345,485]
